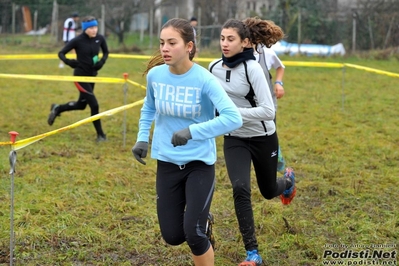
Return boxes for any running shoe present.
[96,134,107,142]
[47,104,60,126]
[239,250,263,266]
[206,212,215,250]
[280,167,296,205]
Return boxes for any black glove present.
[132,141,148,165]
[171,128,192,147]
[65,59,79,68]
[94,60,104,70]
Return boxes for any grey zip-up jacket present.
[209,59,275,137]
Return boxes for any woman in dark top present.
[49,16,108,142]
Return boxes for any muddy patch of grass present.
[0,47,398,265]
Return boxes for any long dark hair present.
[143,18,197,75]
[243,17,285,50]
[221,19,250,42]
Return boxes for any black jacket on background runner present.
[58,32,108,76]
[54,31,109,140]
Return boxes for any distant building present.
[148,0,366,30]
[234,0,363,19]
[337,0,360,10]
[235,0,277,19]
[156,0,195,23]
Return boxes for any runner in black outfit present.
[48,16,109,142]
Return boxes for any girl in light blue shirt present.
[131,18,242,266]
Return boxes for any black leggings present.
[223,133,287,251]
[156,160,215,256]
[58,82,104,136]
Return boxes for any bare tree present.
[196,0,223,25]
[82,0,151,46]
[356,0,399,49]
[0,0,13,33]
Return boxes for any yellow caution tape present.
[0,54,151,60]
[1,54,398,78]
[109,54,151,60]
[283,61,344,68]
[0,54,61,60]
[193,58,345,68]
[194,57,217,63]
[0,73,125,83]
[344,63,399,78]
[0,99,144,150]
[126,79,146,90]
[0,73,147,90]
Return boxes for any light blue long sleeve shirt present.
[137,63,242,166]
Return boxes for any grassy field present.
[0,39,398,265]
